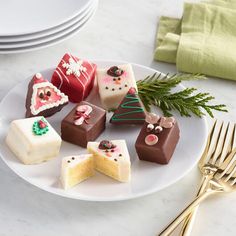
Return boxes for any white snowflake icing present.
[62,58,87,77]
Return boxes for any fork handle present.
[179,175,211,236]
[158,188,215,236]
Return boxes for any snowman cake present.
[87,140,131,182]
[61,154,94,189]
[96,64,137,110]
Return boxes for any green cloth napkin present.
[154,0,236,81]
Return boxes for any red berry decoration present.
[38,120,47,129]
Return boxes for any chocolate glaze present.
[135,120,180,164]
[61,101,106,148]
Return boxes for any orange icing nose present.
[115,80,121,85]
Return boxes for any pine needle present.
[137,73,228,118]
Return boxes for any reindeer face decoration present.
[144,113,175,146]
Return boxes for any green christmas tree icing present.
[111,92,145,122]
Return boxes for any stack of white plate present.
[0,0,98,54]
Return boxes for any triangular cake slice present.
[110,87,146,125]
[61,154,94,190]
[87,140,131,182]
[25,73,68,118]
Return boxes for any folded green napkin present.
[154,0,236,81]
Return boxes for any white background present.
[0,0,235,235]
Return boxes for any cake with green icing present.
[110,87,146,125]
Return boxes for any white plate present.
[0,6,97,54]
[0,0,96,43]
[0,1,98,49]
[0,0,95,36]
[0,61,208,201]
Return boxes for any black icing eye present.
[119,154,122,157]
[38,90,44,99]
[146,124,154,132]
[45,89,51,97]
[125,84,128,87]
[112,88,115,91]
[113,78,116,81]
[118,78,121,81]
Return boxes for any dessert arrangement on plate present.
[5,53,181,190]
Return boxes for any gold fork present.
[179,121,236,236]
[158,148,236,236]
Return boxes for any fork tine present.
[218,149,236,179]
[210,122,230,164]
[215,122,235,166]
[206,121,224,164]
[200,120,221,165]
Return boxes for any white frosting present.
[62,154,93,168]
[30,81,68,115]
[6,116,61,165]
[62,58,87,77]
[96,64,137,110]
[35,73,42,79]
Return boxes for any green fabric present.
[154,0,236,81]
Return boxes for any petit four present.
[135,113,180,164]
[61,101,106,148]
[51,53,96,103]
[25,73,68,118]
[87,140,131,182]
[61,154,94,189]
[6,116,61,165]
[110,87,146,125]
[96,64,137,110]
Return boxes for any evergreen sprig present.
[137,73,228,118]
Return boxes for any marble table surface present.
[0,0,235,235]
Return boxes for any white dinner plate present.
[0,6,97,54]
[0,0,95,36]
[0,1,98,49]
[0,61,208,201]
[0,0,96,43]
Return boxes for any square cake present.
[61,101,106,148]
[135,113,180,164]
[96,64,137,110]
[87,140,131,182]
[61,154,94,189]
[6,116,62,165]
[51,53,97,103]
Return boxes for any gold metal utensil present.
[179,121,236,236]
[158,148,236,236]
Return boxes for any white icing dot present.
[35,73,42,79]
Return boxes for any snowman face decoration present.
[102,66,129,92]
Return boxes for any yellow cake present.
[87,140,131,182]
[61,154,94,189]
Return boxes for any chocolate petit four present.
[135,113,180,164]
[51,53,96,103]
[87,140,131,182]
[6,116,61,165]
[110,87,146,125]
[96,64,137,110]
[61,154,94,189]
[61,101,106,148]
[25,73,68,118]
